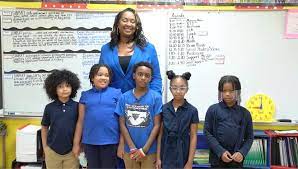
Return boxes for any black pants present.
[84,144,118,169]
[211,160,243,168]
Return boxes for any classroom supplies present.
[265,130,298,168]
[16,125,41,162]
[246,94,276,122]
[277,119,292,123]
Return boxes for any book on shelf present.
[193,149,209,165]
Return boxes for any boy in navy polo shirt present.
[115,62,162,169]
[41,69,80,169]
[204,75,253,168]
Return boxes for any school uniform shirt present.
[161,99,199,169]
[80,86,122,145]
[41,99,78,155]
[203,101,254,166]
[115,89,162,155]
[99,42,162,94]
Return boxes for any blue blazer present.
[99,42,162,94]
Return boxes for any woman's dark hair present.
[110,8,147,49]
[166,70,191,86]
[89,64,113,85]
[44,69,80,100]
[133,61,153,75]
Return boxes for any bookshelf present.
[193,131,210,168]
[245,131,270,169]
[193,131,270,169]
[265,130,298,169]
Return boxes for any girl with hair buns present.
[156,70,199,169]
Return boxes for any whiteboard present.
[1,9,167,116]
[166,11,298,121]
[139,10,168,96]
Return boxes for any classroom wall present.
[0,1,298,169]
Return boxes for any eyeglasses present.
[136,72,151,78]
[170,86,188,92]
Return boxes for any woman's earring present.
[117,27,119,36]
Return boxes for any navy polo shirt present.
[204,101,253,165]
[41,99,78,155]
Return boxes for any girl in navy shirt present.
[203,75,253,168]
[156,70,199,169]
[73,64,122,169]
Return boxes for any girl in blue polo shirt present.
[73,64,122,169]
[156,70,199,169]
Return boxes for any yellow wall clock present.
[245,94,276,122]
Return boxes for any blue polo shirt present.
[204,101,253,165]
[115,89,162,154]
[80,86,122,145]
[41,99,78,155]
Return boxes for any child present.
[115,61,162,169]
[203,75,254,168]
[156,70,199,169]
[72,64,122,169]
[41,69,80,169]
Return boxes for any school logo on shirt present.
[125,104,150,127]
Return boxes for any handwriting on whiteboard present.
[168,12,225,67]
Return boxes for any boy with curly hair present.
[41,69,80,169]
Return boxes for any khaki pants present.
[44,146,79,169]
[123,153,156,169]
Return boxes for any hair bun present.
[166,70,175,80]
[182,72,191,80]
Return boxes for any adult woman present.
[99,8,162,94]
